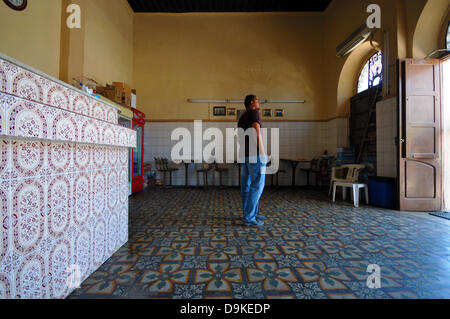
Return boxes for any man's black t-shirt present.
[238,109,262,158]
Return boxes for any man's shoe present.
[243,220,264,227]
[256,215,265,221]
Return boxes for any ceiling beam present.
[127,0,332,13]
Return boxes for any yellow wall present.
[1,0,443,122]
[316,0,445,119]
[133,1,443,121]
[61,0,134,87]
[321,0,400,119]
[83,0,134,86]
[133,13,326,121]
[402,0,428,57]
[0,0,62,78]
[61,0,85,83]
[0,0,133,86]
[131,0,428,121]
[412,0,449,58]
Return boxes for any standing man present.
[238,95,267,227]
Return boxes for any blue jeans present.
[241,156,267,223]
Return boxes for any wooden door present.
[399,59,442,211]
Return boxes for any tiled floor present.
[68,187,450,299]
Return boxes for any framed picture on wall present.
[213,106,226,116]
[275,109,284,117]
[263,109,272,117]
[227,108,236,116]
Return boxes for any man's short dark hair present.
[244,95,256,109]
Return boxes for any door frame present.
[440,56,450,210]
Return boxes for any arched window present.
[357,51,383,94]
[446,22,450,49]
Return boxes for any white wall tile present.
[144,118,351,185]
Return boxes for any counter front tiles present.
[0,55,118,125]
[0,53,136,299]
[0,92,136,148]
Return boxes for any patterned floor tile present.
[68,188,450,299]
[247,262,297,291]
[194,263,242,293]
[139,264,190,293]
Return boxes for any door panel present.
[409,96,435,123]
[399,59,442,211]
[405,161,435,198]
[408,127,436,156]
[408,64,436,92]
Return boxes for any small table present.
[183,161,192,186]
[280,158,310,187]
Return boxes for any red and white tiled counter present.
[0,53,136,299]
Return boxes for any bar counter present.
[0,53,136,299]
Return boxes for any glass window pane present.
[447,22,450,50]
[133,125,142,177]
[357,62,369,93]
[369,51,383,87]
[372,76,381,86]
[357,51,383,93]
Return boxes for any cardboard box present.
[122,92,132,107]
[97,85,122,104]
[112,82,132,93]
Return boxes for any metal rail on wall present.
[187,99,306,104]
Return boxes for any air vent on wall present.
[336,23,374,58]
[425,49,450,60]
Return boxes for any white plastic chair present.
[328,165,366,195]
[329,165,368,207]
